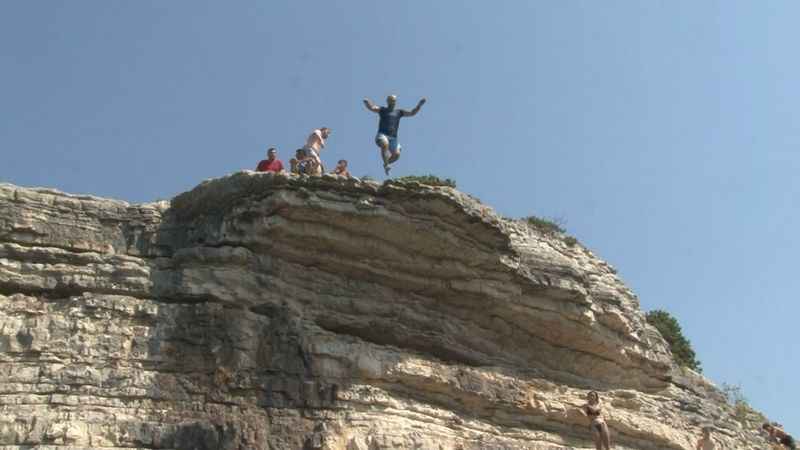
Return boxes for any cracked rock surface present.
[0,173,769,449]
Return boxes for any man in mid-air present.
[363,94,426,174]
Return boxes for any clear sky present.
[2,0,798,432]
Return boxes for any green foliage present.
[393,175,457,188]
[645,310,702,372]
[523,215,565,235]
[522,215,581,247]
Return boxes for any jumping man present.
[363,94,426,175]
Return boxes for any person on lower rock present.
[695,425,717,450]
[580,391,612,450]
[764,423,797,449]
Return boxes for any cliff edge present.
[0,172,768,449]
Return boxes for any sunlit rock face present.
[0,173,768,449]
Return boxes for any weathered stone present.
[0,173,771,449]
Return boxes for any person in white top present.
[302,127,331,175]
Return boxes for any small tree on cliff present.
[645,309,702,373]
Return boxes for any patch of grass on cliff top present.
[523,216,581,247]
[523,215,566,235]
[391,175,457,188]
[521,215,581,248]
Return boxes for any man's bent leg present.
[376,134,391,164]
[376,134,392,174]
[386,137,402,166]
[388,148,401,164]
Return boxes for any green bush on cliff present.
[563,236,578,247]
[393,175,457,188]
[523,215,565,235]
[523,215,582,248]
[645,309,702,373]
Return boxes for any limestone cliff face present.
[0,173,767,449]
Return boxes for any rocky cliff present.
[0,172,769,449]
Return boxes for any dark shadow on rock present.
[135,200,349,450]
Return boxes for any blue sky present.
[2,1,798,432]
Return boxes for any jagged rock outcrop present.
[0,173,769,449]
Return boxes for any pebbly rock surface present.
[0,173,770,449]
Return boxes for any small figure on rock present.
[363,94,426,175]
[695,425,717,450]
[581,391,612,450]
[291,148,310,175]
[764,423,796,449]
[302,127,331,176]
[255,147,284,173]
[330,159,350,178]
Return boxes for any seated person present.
[255,147,284,172]
[330,159,351,177]
[290,148,310,175]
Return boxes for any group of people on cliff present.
[255,128,351,177]
[253,94,426,177]
[579,391,795,450]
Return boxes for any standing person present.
[580,391,612,450]
[255,147,284,173]
[695,426,717,450]
[764,423,797,449]
[363,94,426,175]
[303,127,331,176]
[330,159,350,177]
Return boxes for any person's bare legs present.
[388,148,401,164]
[592,430,603,450]
[378,142,391,174]
[601,424,612,450]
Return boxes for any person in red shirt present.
[255,147,284,173]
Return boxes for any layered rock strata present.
[0,174,768,449]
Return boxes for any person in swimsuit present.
[695,426,716,450]
[302,127,330,175]
[764,423,797,449]
[581,391,612,450]
[363,94,426,175]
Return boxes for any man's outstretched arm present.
[363,98,380,113]
[401,97,427,117]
